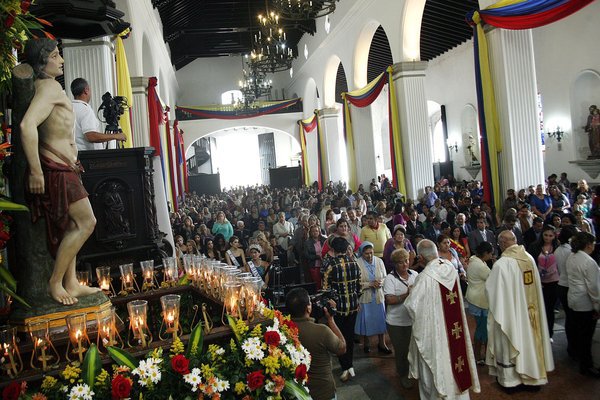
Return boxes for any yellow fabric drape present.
[486,0,526,10]
[316,112,329,185]
[115,29,134,148]
[387,66,408,198]
[473,10,503,210]
[298,121,311,186]
[341,95,358,191]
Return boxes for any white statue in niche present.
[466,135,480,166]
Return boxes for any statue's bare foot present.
[49,284,78,305]
[65,281,101,298]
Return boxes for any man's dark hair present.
[286,287,310,318]
[70,78,89,97]
[24,38,58,79]
[558,225,577,244]
[533,217,544,225]
[331,236,349,253]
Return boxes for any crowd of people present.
[170,173,600,400]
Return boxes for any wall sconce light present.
[547,127,564,143]
[447,141,459,153]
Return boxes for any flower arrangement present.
[5,303,311,400]
[0,0,53,94]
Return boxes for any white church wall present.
[533,0,600,184]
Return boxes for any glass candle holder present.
[0,326,22,377]
[140,260,156,291]
[119,263,137,294]
[223,282,242,322]
[76,270,90,286]
[162,257,178,284]
[243,277,264,321]
[127,300,151,348]
[65,313,90,363]
[96,307,122,351]
[182,254,193,276]
[96,266,112,294]
[27,319,59,371]
[159,294,181,340]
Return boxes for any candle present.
[39,339,47,371]
[76,330,83,362]
[100,279,110,291]
[137,318,147,348]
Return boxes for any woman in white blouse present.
[383,248,417,389]
[566,231,600,377]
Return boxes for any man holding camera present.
[286,287,346,400]
[70,78,126,151]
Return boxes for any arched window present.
[221,90,243,105]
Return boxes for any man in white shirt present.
[70,78,126,151]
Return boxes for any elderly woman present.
[466,241,494,365]
[211,211,234,241]
[272,211,294,250]
[247,243,270,286]
[567,232,600,377]
[382,225,415,273]
[383,248,417,389]
[354,242,391,354]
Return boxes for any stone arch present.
[353,20,381,89]
[401,0,427,61]
[323,54,342,107]
[570,69,600,158]
[303,77,319,117]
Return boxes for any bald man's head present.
[498,230,516,251]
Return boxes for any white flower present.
[133,357,162,386]
[184,368,202,392]
[265,381,276,393]
[215,347,225,356]
[213,377,230,392]
[242,337,264,360]
[68,384,94,400]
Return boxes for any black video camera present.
[310,289,338,320]
[98,92,128,134]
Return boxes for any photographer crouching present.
[286,287,346,400]
[71,78,127,151]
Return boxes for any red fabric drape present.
[172,120,184,200]
[480,0,594,29]
[147,77,162,156]
[344,74,389,108]
[178,126,189,193]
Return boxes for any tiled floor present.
[331,314,600,400]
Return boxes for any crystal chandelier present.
[249,8,296,73]
[271,0,339,20]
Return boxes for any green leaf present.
[107,346,139,370]
[0,196,28,212]
[226,315,242,342]
[81,344,101,389]
[177,275,190,286]
[283,380,311,400]
[0,283,31,309]
[185,321,204,359]
[0,267,17,292]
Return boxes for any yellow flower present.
[234,381,247,395]
[170,337,185,355]
[230,338,237,351]
[250,324,262,337]
[200,363,214,379]
[280,355,292,369]
[40,376,58,392]
[235,318,249,336]
[95,369,110,387]
[261,355,280,375]
[61,364,81,381]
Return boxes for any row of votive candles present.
[0,294,183,377]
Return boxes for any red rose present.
[4,14,15,29]
[111,375,132,400]
[20,0,31,13]
[295,364,308,381]
[2,381,21,400]
[246,370,265,391]
[264,331,280,347]
[171,354,190,375]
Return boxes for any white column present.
[350,106,378,189]
[392,61,434,201]
[130,76,150,148]
[62,37,116,147]
[485,28,545,190]
[318,107,345,184]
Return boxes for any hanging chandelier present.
[239,62,273,101]
[249,8,296,73]
[271,0,339,21]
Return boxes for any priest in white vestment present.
[405,239,480,400]
[486,230,554,388]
